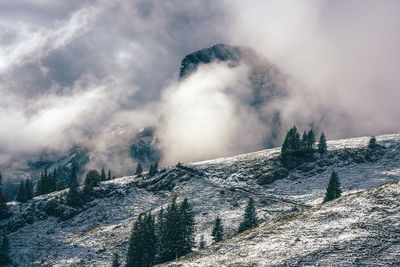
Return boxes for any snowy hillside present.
[161,174,400,266]
[2,134,400,266]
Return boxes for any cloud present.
[225,0,400,138]
[158,63,267,165]
[1,0,400,178]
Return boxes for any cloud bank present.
[1,0,400,176]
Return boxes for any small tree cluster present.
[323,171,342,203]
[238,197,258,233]
[281,126,327,166]
[148,162,158,176]
[281,127,315,160]
[126,197,196,266]
[35,169,58,196]
[0,174,9,219]
[15,179,33,203]
[0,234,10,265]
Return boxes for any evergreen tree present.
[157,197,181,263]
[35,172,43,196]
[368,136,377,150]
[211,216,224,242]
[0,173,8,219]
[318,132,327,154]
[154,162,158,173]
[238,197,258,233]
[281,126,302,162]
[155,208,164,242]
[25,179,33,200]
[306,129,315,152]
[66,167,81,207]
[126,213,156,267]
[100,168,106,181]
[149,162,159,176]
[199,235,206,249]
[43,170,49,194]
[83,170,100,195]
[135,163,143,177]
[149,163,155,176]
[48,169,57,192]
[16,180,27,203]
[179,198,195,255]
[0,234,10,265]
[300,131,308,152]
[323,171,342,203]
[112,253,120,267]
[107,170,112,180]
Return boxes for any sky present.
[1,0,400,172]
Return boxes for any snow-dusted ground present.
[1,134,400,266]
[162,177,400,266]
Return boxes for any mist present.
[1,0,400,178]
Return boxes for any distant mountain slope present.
[162,176,400,266]
[1,134,400,266]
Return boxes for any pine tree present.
[126,214,144,267]
[281,126,301,161]
[149,162,159,176]
[49,169,57,192]
[135,163,143,177]
[155,208,164,241]
[238,197,258,233]
[0,234,10,265]
[149,163,155,176]
[43,170,49,194]
[0,173,8,219]
[66,167,81,207]
[108,169,112,180]
[199,235,206,249]
[306,129,315,152]
[16,180,27,203]
[100,168,106,181]
[157,197,181,263]
[179,198,195,255]
[323,171,342,203]
[211,216,224,242]
[318,132,327,154]
[25,179,33,200]
[112,253,120,267]
[154,162,158,173]
[35,172,43,196]
[126,213,156,267]
[83,170,100,195]
[368,136,377,150]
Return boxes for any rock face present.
[130,127,161,165]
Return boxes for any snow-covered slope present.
[2,134,400,266]
[161,175,400,266]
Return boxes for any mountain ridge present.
[1,133,400,266]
